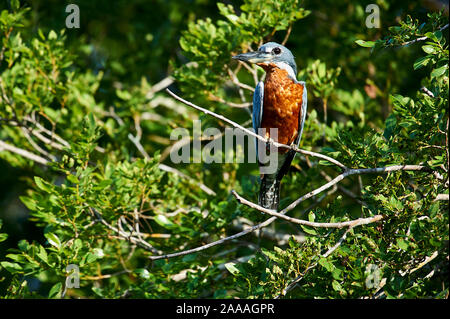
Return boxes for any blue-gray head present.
[233,42,297,79]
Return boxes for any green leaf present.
[45,232,61,250]
[0,233,7,242]
[19,196,37,211]
[318,62,326,78]
[0,261,23,273]
[34,176,52,193]
[431,65,447,78]
[154,215,176,229]
[421,45,436,54]
[301,225,317,235]
[48,30,57,40]
[424,31,439,42]
[224,262,240,275]
[332,280,344,292]
[355,40,375,48]
[48,282,63,298]
[413,55,431,70]
[135,268,150,279]
[37,245,48,263]
[319,257,335,272]
[397,238,409,251]
[383,114,397,140]
[66,174,79,184]
[10,0,20,11]
[116,89,132,100]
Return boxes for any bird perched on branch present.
[233,42,307,210]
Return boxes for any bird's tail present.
[258,175,280,210]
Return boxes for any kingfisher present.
[233,42,307,210]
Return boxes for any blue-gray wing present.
[295,81,307,147]
[252,81,264,160]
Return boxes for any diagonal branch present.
[166,88,348,169]
[232,189,383,228]
[232,164,428,225]
[400,23,449,46]
[0,140,50,165]
[89,207,160,254]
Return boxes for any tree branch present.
[0,140,50,165]
[166,88,348,169]
[89,207,160,254]
[232,190,383,228]
[401,23,449,46]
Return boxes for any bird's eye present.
[272,47,282,55]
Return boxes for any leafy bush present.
[0,0,448,298]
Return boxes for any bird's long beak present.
[232,51,272,64]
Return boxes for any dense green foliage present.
[0,0,448,298]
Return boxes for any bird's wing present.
[252,81,264,160]
[295,81,308,147]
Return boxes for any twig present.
[232,190,383,229]
[24,114,70,147]
[158,163,216,196]
[277,261,317,298]
[406,251,438,275]
[434,194,449,201]
[20,126,57,162]
[281,24,293,46]
[280,165,428,214]
[401,23,449,46]
[227,67,256,92]
[313,162,368,207]
[89,207,160,254]
[0,140,49,165]
[208,93,252,108]
[420,87,435,98]
[145,76,174,99]
[322,227,353,257]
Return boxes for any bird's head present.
[233,42,297,79]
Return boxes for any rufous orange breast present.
[258,63,304,153]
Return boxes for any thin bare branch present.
[208,93,252,108]
[158,163,216,196]
[281,24,293,46]
[322,227,353,257]
[434,194,449,201]
[232,189,383,229]
[401,23,449,46]
[227,66,256,91]
[145,76,174,99]
[0,140,50,165]
[166,88,348,169]
[149,214,280,261]
[90,207,160,254]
